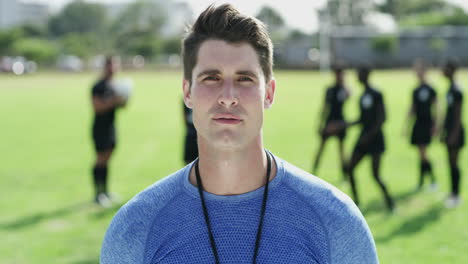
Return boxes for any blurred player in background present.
[90,56,127,207]
[183,100,198,164]
[403,59,438,191]
[328,67,394,211]
[441,60,464,208]
[312,65,350,181]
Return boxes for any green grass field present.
[0,69,467,263]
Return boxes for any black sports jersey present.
[359,86,384,129]
[444,83,463,130]
[92,79,116,129]
[412,83,436,122]
[325,84,348,122]
[183,102,196,136]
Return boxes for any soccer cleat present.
[428,183,439,192]
[106,193,121,204]
[444,195,461,208]
[95,193,113,208]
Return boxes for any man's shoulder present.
[92,79,107,94]
[118,166,189,219]
[371,87,383,97]
[279,158,359,217]
[275,157,378,263]
[100,165,190,263]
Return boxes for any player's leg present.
[346,148,366,207]
[338,137,347,181]
[312,136,327,174]
[93,148,113,200]
[446,146,461,206]
[421,144,437,187]
[417,145,428,189]
[371,153,395,211]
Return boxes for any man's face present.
[183,39,275,150]
[416,68,426,82]
[335,70,344,85]
[105,59,116,76]
[443,66,453,79]
[357,70,368,85]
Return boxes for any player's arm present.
[346,112,362,128]
[344,87,351,100]
[317,91,330,134]
[402,102,415,137]
[92,95,124,114]
[431,96,440,136]
[318,102,329,134]
[367,95,386,139]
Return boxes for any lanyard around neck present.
[194,150,272,264]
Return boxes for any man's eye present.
[239,76,253,82]
[204,76,219,81]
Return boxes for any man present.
[91,56,125,207]
[312,65,350,180]
[441,60,464,208]
[330,67,394,212]
[404,59,438,190]
[101,4,378,263]
[183,100,198,164]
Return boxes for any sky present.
[25,0,468,33]
[25,0,327,33]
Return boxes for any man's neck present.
[449,78,455,87]
[189,140,277,196]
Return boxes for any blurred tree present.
[255,5,288,44]
[12,38,58,63]
[377,0,452,20]
[444,8,468,25]
[59,33,102,59]
[110,0,166,59]
[370,35,398,54]
[18,24,48,38]
[49,1,108,36]
[376,0,468,25]
[0,28,23,54]
[161,37,182,55]
[116,29,162,58]
[256,5,285,32]
[110,0,165,35]
[288,29,309,41]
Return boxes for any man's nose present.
[218,80,239,107]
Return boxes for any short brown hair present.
[182,4,273,83]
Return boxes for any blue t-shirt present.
[101,154,378,264]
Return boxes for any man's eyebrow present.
[236,70,258,78]
[196,69,221,78]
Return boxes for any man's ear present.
[264,78,276,109]
[183,79,193,109]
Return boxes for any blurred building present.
[0,0,49,29]
[275,35,318,68]
[330,26,468,67]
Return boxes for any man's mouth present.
[213,114,242,124]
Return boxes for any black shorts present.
[184,132,198,163]
[411,121,432,145]
[323,120,346,140]
[92,125,116,152]
[354,130,385,155]
[444,126,465,149]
